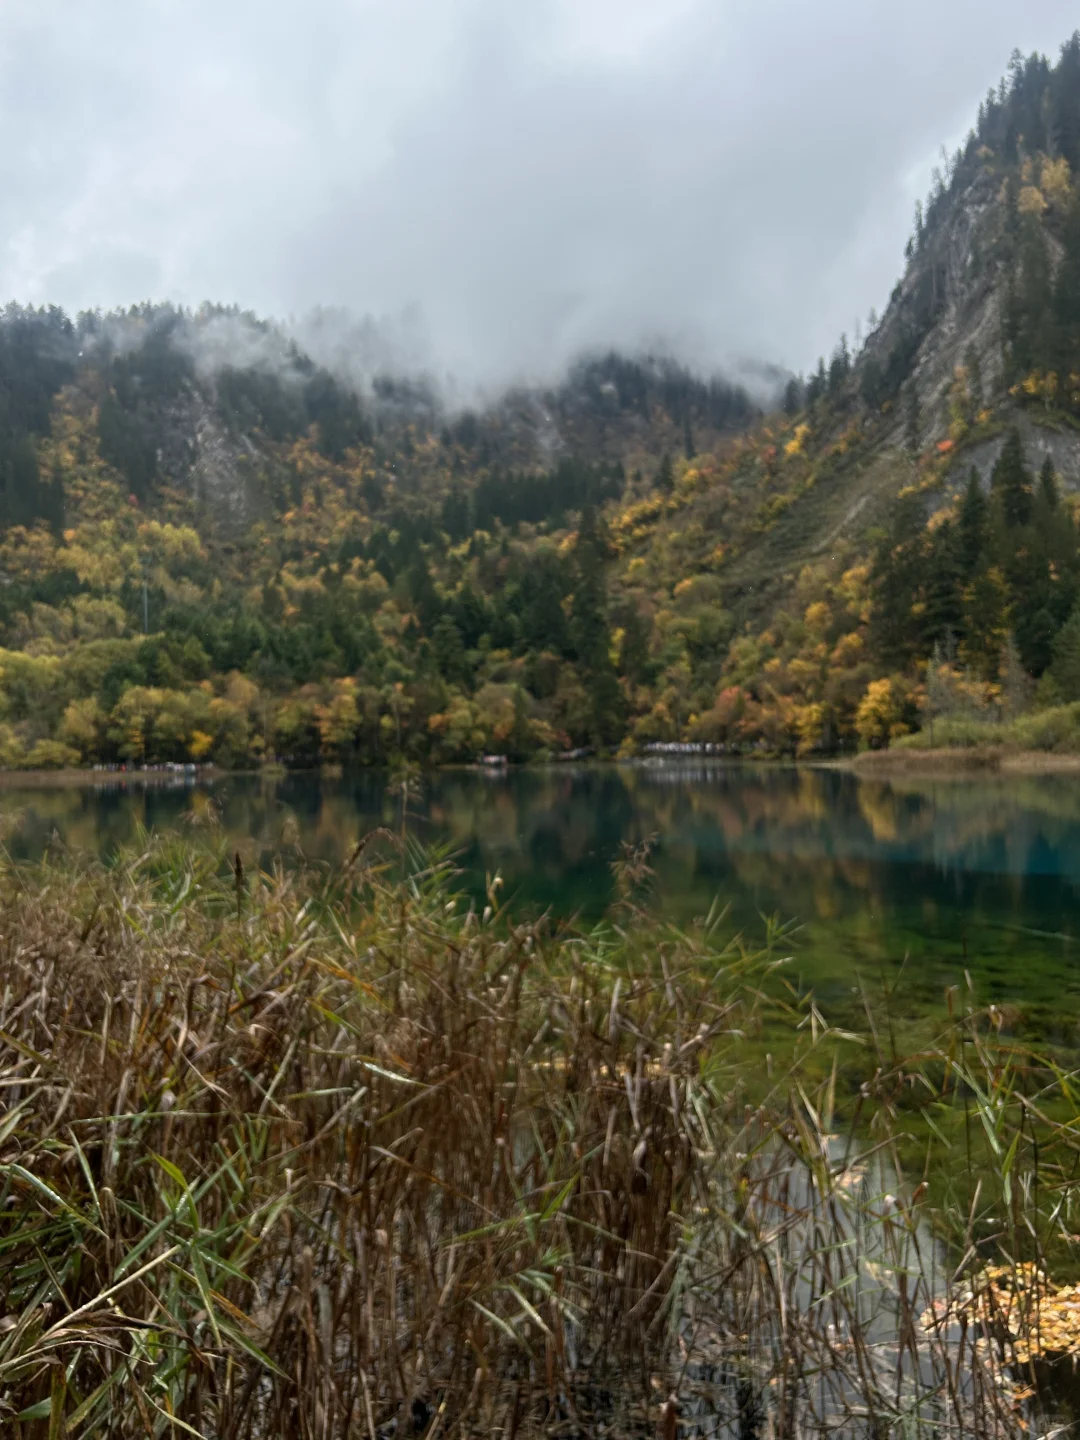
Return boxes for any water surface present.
[5,762,1080,1032]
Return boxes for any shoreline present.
[846,746,1080,777]
[3,749,1080,788]
[0,765,226,789]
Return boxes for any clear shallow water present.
[5,762,1080,1031]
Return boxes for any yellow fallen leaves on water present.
[924,1262,1080,1364]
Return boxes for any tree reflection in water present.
[2,761,1079,1035]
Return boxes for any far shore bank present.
[0,765,226,789]
[845,746,1080,777]
[5,749,1080,788]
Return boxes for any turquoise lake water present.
[4,762,1080,1032]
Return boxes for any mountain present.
[0,36,1079,769]
[0,303,766,768]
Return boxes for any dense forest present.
[0,39,1078,769]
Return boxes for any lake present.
[4,761,1080,1035]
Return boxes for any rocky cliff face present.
[855,162,1079,489]
[866,170,1007,445]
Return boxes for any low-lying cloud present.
[2,0,1078,386]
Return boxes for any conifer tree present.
[1000,632,1034,718]
[1051,603,1080,701]
[1038,454,1060,510]
[903,383,921,455]
[617,607,652,687]
[991,428,1033,529]
[570,507,624,747]
[964,344,983,411]
[431,614,468,687]
[958,468,988,576]
[1052,195,1080,382]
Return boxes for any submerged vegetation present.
[0,833,1076,1434]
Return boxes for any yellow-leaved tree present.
[855,678,901,749]
[317,679,360,760]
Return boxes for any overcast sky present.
[2,0,1078,386]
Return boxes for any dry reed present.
[0,832,1073,1437]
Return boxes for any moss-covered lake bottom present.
[4,759,1080,1039]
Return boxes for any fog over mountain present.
[2,0,1078,385]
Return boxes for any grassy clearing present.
[0,833,1076,1436]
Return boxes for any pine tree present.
[960,565,1011,681]
[1052,194,1080,388]
[922,521,964,644]
[617,607,652,687]
[904,383,921,455]
[990,428,1033,529]
[1007,219,1054,378]
[570,508,624,747]
[964,344,983,410]
[431,614,468,687]
[655,454,675,493]
[1000,632,1034,718]
[1038,454,1059,509]
[1051,603,1080,701]
[521,558,570,656]
[924,639,949,744]
[807,357,827,409]
[440,484,471,542]
[869,491,929,665]
[958,468,988,575]
[828,336,851,395]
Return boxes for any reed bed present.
[0,832,1074,1438]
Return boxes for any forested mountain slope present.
[1,36,1080,768]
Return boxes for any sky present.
[2,0,1079,388]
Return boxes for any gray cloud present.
[2,0,1078,386]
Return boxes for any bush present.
[897,702,1080,752]
[24,738,81,769]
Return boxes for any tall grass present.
[894,701,1080,755]
[0,833,1074,1436]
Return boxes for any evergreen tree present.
[617,607,652,687]
[440,484,471,542]
[521,557,570,655]
[903,383,921,455]
[1000,632,1034,718]
[570,508,623,747]
[958,468,988,576]
[1051,603,1080,701]
[828,336,851,395]
[870,491,929,665]
[806,357,828,409]
[922,521,964,642]
[964,344,983,411]
[655,454,675,493]
[960,565,1011,680]
[407,557,441,632]
[1052,195,1080,380]
[1038,454,1060,510]
[431,614,468,687]
[1005,220,1053,380]
[990,428,1033,529]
